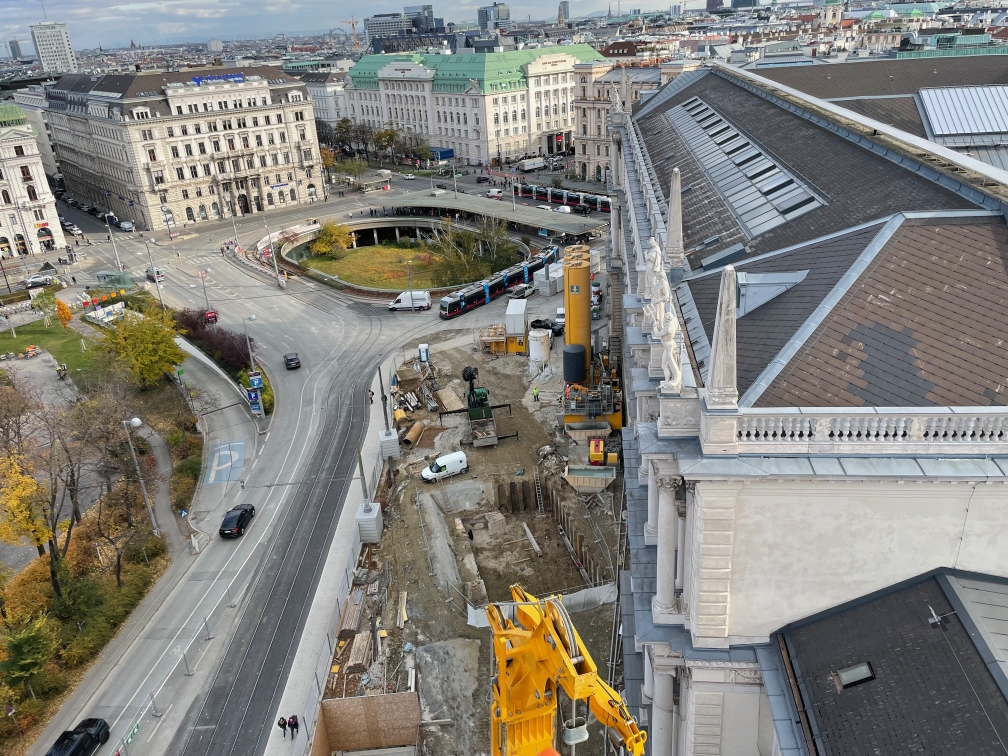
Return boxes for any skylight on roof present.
[665,97,825,238]
[833,661,875,691]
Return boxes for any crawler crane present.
[486,585,646,756]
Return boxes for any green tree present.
[551,176,563,189]
[335,117,355,151]
[320,145,336,171]
[3,616,56,693]
[429,221,489,287]
[32,290,57,328]
[335,159,368,180]
[475,215,521,270]
[309,222,355,258]
[99,305,186,389]
[374,127,398,156]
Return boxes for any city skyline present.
[0,0,611,53]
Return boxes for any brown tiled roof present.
[831,95,926,138]
[638,72,971,264]
[686,222,885,396]
[754,55,1008,99]
[756,216,1008,408]
[120,66,299,98]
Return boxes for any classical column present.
[642,646,654,703]
[675,502,686,592]
[651,671,675,756]
[654,476,678,613]
[645,461,658,546]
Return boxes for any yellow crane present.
[486,585,646,756]
[340,17,359,52]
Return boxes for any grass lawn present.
[0,319,96,380]
[305,244,439,289]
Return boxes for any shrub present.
[166,428,185,447]
[62,619,113,668]
[172,475,196,512]
[31,663,67,697]
[174,455,202,481]
[125,531,167,564]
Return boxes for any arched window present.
[199,204,208,220]
[26,185,38,201]
[307,184,316,198]
[581,163,587,180]
[212,202,221,218]
[553,104,558,116]
[520,110,525,121]
[186,206,195,222]
[289,189,296,202]
[503,112,508,124]
[512,111,517,123]
[463,113,468,124]
[267,192,274,206]
[1,190,9,204]
[535,107,541,118]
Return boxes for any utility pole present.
[262,219,282,286]
[145,241,165,309]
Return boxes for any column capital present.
[657,475,680,493]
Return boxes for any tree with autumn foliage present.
[98,305,186,389]
[56,299,72,330]
[0,454,48,560]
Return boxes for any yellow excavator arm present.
[486,585,646,756]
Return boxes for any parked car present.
[530,318,564,336]
[24,273,54,289]
[435,183,447,189]
[536,204,553,212]
[78,204,93,213]
[284,352,301,369]
[554,205,571,214]
[119,220,134,232]
[65,198,79,207]
[476,175,490,184]
[421,451,469,483]
[388,290,432,311]
[402,173,415,180]
[556,307,566,327]
[508,283,536,299]
[44,718,109,756]
[575,204,592,215]
[62,221,83,236]
[146,266,165,282]
[218,504,255,538]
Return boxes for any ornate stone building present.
[608,58,1008,755]
[44,67,320,232]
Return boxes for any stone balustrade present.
[735,406,1008,452]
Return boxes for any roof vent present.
[736,270,808,317]
[832,661,875,692]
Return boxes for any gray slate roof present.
[786,576,1008,755]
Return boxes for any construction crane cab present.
[486,585,645,756]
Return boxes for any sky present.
[1,0,618,53]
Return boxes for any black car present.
[219,504,255,538]
[45,718,109,756]
[530,318,564,336]
[284,352,301,369]
[476,175,490,184]
[435,183,447,189]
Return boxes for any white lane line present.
[145,703,173,742]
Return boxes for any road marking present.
[204,440,246,484]
[145,703,173,742]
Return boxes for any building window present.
[154,171,164,185]
[184,144,193,156]
[171,146,180,158]
[186,206,195,221]
[176,168,185,180]
[14,146,25,157]
[148,148,157,162]
[190,166,199,178]
[182,189,190,199]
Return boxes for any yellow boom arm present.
[486,585,646,756]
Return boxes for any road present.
[29,175,602,756]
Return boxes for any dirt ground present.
[321,335,625,756]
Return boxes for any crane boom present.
[486,585,645,756]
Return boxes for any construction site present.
[309,245,641,756]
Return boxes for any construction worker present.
[532,386,539,402]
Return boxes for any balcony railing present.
[735,406,1008,453]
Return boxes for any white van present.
[487,188,503,199]
[389,290,432,311]
[554,205,572,214]
[421,451,469,482]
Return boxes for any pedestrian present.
[368,389,374,405]
[71,275,77,285]
[75,239,79,247]
[288,715,299,738]
[277,717,288,739]
[533,386,539,402]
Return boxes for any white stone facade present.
[30,22,78,74]
[12,85,59,179]
[0,107,66,259]
[44,68,321,232]
[609,80,1008,756]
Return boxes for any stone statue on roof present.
[657,309,682,394]
[643,236,662,300]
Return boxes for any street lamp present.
[122,417,159,536]
[261,219,282,287]
[199,267,212,311]
[406,259,413,311]
[242,315,256,371]
[103,212,123,272]
[145,240,165,310]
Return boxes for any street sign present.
[246,389,258,402]
[249,400,262,417]
[180,509,188,519]
[248,372,263,389]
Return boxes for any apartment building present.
[12,84,60,179]
[0,105,65,260]
[30,22,79,74]
[44,67,320,232]
[345,45,604,165]
[301,73,348,126]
